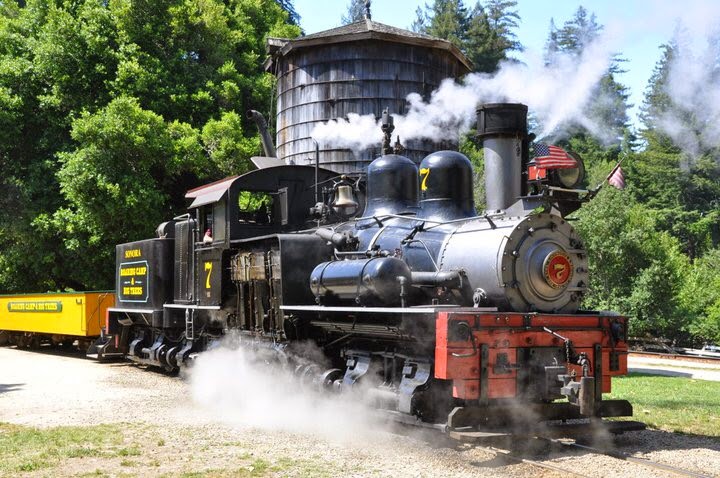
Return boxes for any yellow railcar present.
[0,291,115,348]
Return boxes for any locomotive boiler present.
[90,103,636,432]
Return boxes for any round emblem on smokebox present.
[543,251,573,289]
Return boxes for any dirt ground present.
[1,346,719,478]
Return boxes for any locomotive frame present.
[89,103,640,434]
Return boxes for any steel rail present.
[553,439,712,478]
[482,444,590,477]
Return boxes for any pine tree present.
[638,43,678,152]
[415,0,470,49]
[543,18,559,65]
[634,40,720,259]
[342,0,367,25]
[465,1,521,72]
[485,0,521,53]
[275,0,300,25]
[412,0,521,72]
[543,6,629,142]
[554,6,601,53]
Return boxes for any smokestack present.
[476,103,528,212]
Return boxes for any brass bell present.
[333,184,359,216]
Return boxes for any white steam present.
[656,32,720,160]
[189,338,384,441]
[311,34,617,150]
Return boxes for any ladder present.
[185,308,195,341]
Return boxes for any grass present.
[165,458,335,478]
[0,421,336,478]
[606,372,720,437]
[0,423,126,474]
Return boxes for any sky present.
[292,0,720,131]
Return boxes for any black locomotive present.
[90,103,637,431]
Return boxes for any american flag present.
[533,143,578,169]
[608,165,625,190]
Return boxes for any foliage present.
[639,43,676,144]
[628,152,720,259]
[474,0,521,70]
[412,0,521,73]
[459,135,485,210]
[413,0,469,48]
[574,188,688,338]
[632,37,720,275]
[341,0,366,25]
[639,35,720,161]
[202,111,259,176]
[42,97,204,287]
[548,5,600,53]
[543,6,629,143]
[0,0,300,291]
[275,0,300,26]
[680,249,720,345]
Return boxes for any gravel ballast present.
[0,346,718,477]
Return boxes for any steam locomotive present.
[90,103,636,431]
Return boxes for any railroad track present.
[438,419,712,478]
[557,439,713,478]
[380,409,714,477]
[630,351,720,364]
[476,441,589,477]
[460,434,713,478]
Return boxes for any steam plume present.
[655,32,720,160]
[189,337,383,441]
[311,35,616,150]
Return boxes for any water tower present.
[265,17,471,173]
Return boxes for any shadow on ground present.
[0,383,24,394]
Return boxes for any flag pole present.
[589,154,628,197]
[605,155,627,182]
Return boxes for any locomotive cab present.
[93,165,339,370]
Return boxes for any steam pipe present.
[315,228,358,250]
[246,110,277,158]
[411,270,463,288]
[314,139,319,203]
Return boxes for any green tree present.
[553,6,600,52]
[413,0,469,49]
[480,0,521,64]
[342,0,367,25]
[639,43,677,149]
[0,1,120,291]
[202,111,260,176]
[628,151,720,259]
[574,188,688,339]
[0,0,300,292]
[543,7,629,142]
[275,0,299,25]
[412,0,520,72]
[632,41,720,259]
[42,97,204,288]
[681,249,720,345]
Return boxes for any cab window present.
[213,201,226,241]
[238,191,273,224]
